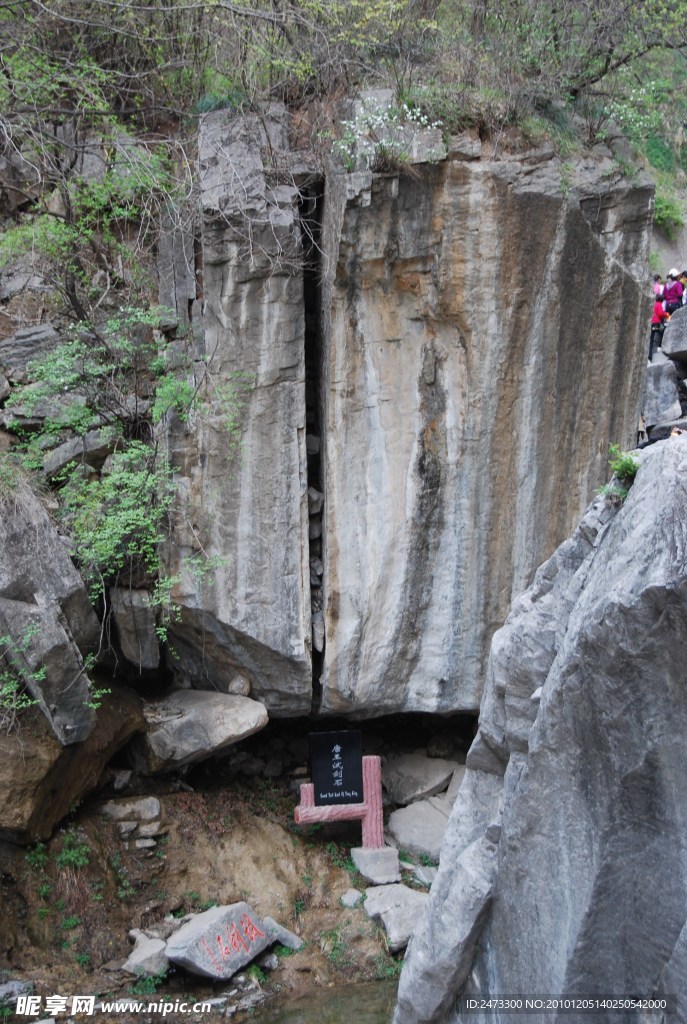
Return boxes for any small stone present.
[312,611,325,653]
[256,952,279,971]
[383,754,460,805]
[340,888,363,908]
[117,821,138,837]
[113,769,133,792]
[137,821,167,838]
[308,518,322,540]
[135,838,157,849]
[101,797,161,822]
[121,930,169,977]
[305,435,320,454]
[0,980,33,1007]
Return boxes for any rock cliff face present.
[163,109,313,715]
[394,436,687,1024]
[164,106,653,717]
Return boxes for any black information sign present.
[310,730,363,806]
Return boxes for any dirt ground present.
[0,743,435,1021]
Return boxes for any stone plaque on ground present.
[310,730,363,805]
[165,903,271,979]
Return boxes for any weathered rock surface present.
[662,305,687,360]
[0,484,100,744]
[42,428,114,478]
[162,107,312,715]
[319,137,651,716]
[642,352,682,427]
[0,324,60,379]
[364,883,429,953]
[383,754,460,805]
[0,688,144,843]
[395,437,687,1024]
[161,104,651,718]
[122,930,169,977]
[351,846,401,884]
[166,902,272,979]
[127,690,269,773]
[387,798,452,863]
[109,588,160,671]
[100,796,161,822]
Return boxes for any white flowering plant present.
[333,99,442,173]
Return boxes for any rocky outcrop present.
[319,135,651,716]
[642,307,687,434]
[0,687,144,844]
[164,103,652,717]
[162,107,313,715]
[394,436,687,1024]
[0,482,100,744]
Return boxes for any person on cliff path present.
[653,274,664,297]
[650,297,669,360]
[663,270,683,314]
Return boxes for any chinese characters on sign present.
[310,730,363,806]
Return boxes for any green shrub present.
[654,193,685,241]
[55,830,91,870]
[608,444,639,482]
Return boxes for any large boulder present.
[662,306,687,361]
[0,480,100,744]
[127,690,269,773]
[642,352,682,427]
[395,436,687,1024]
[0,687,144,844]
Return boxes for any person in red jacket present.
[663,269,684,314]
[650,296,669,360]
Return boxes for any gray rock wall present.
[164,109,652,717]
[319,145,651,715]
[162,109,313,715]
[394,437,687,1024]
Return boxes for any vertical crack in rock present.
[299,182,326,713]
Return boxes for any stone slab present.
[110,588,160,671]
[101,797,161,822]
[166,903,272,979]
[387,799,452,862]
[383,754,461,805]
[351,846,401,884]
[363,883,429,953]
